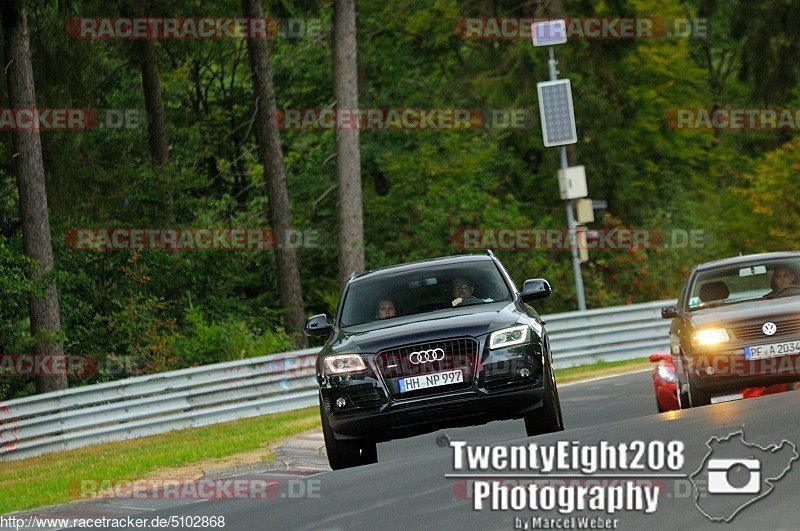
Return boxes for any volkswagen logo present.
[408,348,446,364]
[762,322,777,336]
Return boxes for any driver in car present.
[451,277,490,306]
[764,265,800,299]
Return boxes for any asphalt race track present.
[14,371,788,530]
[47,370,800,530]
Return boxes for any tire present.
[676,376,690,409]
[524,364,565,437]
[687,376,711,408]
[320,399,378,470]
[675,358,690,409]
[678,388,690,409]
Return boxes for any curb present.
[201,429,330,479]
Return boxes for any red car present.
[649,354,679,412]
[649,353,795,412]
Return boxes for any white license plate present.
[745,340,800,360]
[398,369,463,393]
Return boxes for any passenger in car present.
[377,298,398,319]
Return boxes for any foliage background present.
[1,0,798,398]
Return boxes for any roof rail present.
[486,249,495,257]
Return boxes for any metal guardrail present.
[0,350,322,462]
[546,299,676,367]
[0,299,675,461]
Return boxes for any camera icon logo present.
[690,431,798,522]
[706,458,760,494]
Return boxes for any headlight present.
[692,328,730,347]
[322,354,366,374]
[489,325,530,349]
[657,364,676,383]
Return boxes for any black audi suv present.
[305,253,564,469]
[662,252,800,408]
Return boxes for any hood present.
[687,295,800,328]
[330,301,527,353]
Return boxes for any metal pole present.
[548,47,587,311]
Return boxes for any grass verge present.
[0,406,320,515]
[555,357,653,384]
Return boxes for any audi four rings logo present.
[408,348,446,364]
[762,322,777,336]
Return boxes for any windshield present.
[339,261,513,326]
[687,258,800,310]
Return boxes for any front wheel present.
[524,364,565,436]
[320,399,378,470]
[656,395,666,413]
[675,374,690,409]
[687,376,711,408]
[675,356,690,409]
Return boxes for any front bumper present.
[684,346,800,393]
[319,339,546,442]
[324,385,545,441]
[652,375,679,412]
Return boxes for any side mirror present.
[649,354,664,362]
[661,306,677,319]
[520,278,552,303]
[305,314,333,337]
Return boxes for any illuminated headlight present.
[657,364,676,383]
[323,354,366,374]
[489,325,530,349]
[692,328,730,347]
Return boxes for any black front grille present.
[731,318,800,342]
[375,338,479,398]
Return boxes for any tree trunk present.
[130,1,173,220]
[333,0,365,288]
[139,38,169,165]
[241,0,307,346]
[128,0,168,165]
[1,0,67,393]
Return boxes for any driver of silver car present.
[764,264,800,299]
